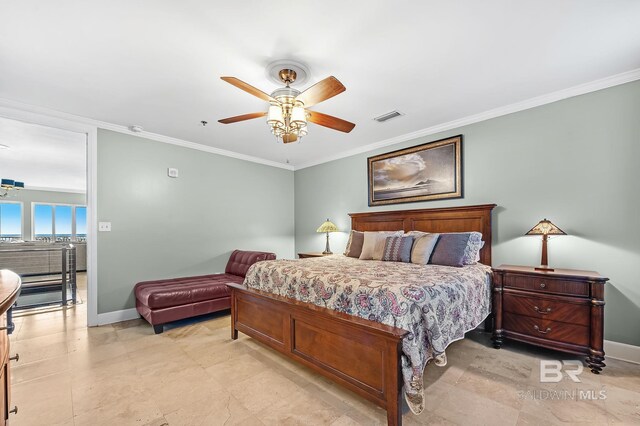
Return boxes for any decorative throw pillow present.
[343,231,352,255]
[410,233,440,265]
[469,239,485,263]
[451,232,484,265]
[430,233,471,267]
[359,231,403,260]
[359,232,381,260]
[343,231,364,258]
[373,231,404,260]
[381,236,414,262]
[406,230,429,237]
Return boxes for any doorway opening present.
[0,113,97,328]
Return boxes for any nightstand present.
[492,265,608,373]
[297,252,331,259]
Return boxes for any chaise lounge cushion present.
[134,249,276,332]
[135,274,241,309]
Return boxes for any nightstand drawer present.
[503,274,589,297]
[503,293,590,326]
[503,313,590,347]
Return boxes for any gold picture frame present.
[368,135,462,206]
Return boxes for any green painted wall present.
[97,129,295,314]
[4,189,86,240]
[294,80,640,347]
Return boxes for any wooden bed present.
[228,204,496,425]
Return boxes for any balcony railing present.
[0,245,77,310]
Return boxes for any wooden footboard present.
[228,283,408,426]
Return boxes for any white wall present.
[96,129,295,314]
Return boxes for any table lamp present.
[316,219,338,254]
[525,218,566,271]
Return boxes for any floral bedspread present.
[242,255,492,414]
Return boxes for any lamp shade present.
[290,106,307,128]
[316,219,338,233]
[525,219,566,236]
[267,105,284,128]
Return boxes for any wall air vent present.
[373,110,404,123]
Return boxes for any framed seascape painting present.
[368,135,462,206]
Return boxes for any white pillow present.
[475,241,485,262]
[360,231,403,260]
[406,230,430,237]
[375,231,404,260]
[359,232,378,260]
[411,233,440,264]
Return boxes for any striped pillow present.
[381,236,415,263]
[411,233,440,265]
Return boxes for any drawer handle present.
[539,283,546,289]
[9,353,18,362]
[533,306,552,314]
[534,325,551,334]
[9,406,17,415]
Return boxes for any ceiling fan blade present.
[218,112,267,124]
[307,111,355,133]
[220,77,276,103]
[282,134,298,144]
[296,76,346,108]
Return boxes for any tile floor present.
[8,275,640,425]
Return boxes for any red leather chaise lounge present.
[134,250,276,334]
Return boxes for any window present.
[0,202,23,241]
[33,203,86,242]
[55,205,72,241]
[76,207,87,241]
[34,204,53,240]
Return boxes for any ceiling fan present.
[218,69,355,144]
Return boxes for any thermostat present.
[168,168,179,178]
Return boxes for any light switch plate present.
[98,222,111,232]
[168,168,179,178]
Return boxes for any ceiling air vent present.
[373,110,403,123]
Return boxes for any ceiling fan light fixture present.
[267,103,308,143]
[219,67,355,144]
[267,105,285,128]
[290,106,307,128]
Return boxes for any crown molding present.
[1,67,639,173]
[0,98,295,171]
[294,67,640,170]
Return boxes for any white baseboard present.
[96,308,140,326]
[604,340,640,364]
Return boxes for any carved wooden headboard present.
[349,204,497,266]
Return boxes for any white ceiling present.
[0,117,86,191]
[1,1,639,168]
